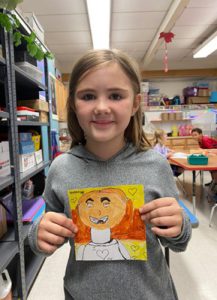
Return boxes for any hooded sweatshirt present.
[28,143,191,300]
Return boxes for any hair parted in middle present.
[66,48,151,151]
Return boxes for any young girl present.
[153,129,184,177]
[28,49,191,300]
[153,129,174,158]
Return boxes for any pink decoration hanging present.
[159,32,175,72]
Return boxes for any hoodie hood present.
[67,142,138,164]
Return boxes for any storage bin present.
[16,62,43,83]
[187,154,208,165]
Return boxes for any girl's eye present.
[110,93,122,101]
[82,94,95,101]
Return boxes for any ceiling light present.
[193,30,217,58]
[86,0,111,49]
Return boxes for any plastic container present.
[16,61,43,83]
[209,91,217,103]
[187,154,208,165]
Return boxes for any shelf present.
[0,228,18,272]
[0,56,6,65]
[20,161,50,184]
[17,121,49,126]
[25,253,45,295]
[15,65,46,91]
[0,111,9,119]
[0,175,14,192]
[151,118,191,122]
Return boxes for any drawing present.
[68,184,147,261]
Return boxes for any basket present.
[187,154,208,165]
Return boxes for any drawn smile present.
[89,216,108,224]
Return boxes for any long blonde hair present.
[67,49,151,151]
[154,129,166,146]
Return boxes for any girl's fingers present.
[151,225,181,238]
[38,230,66,246]
[38,240,58,254]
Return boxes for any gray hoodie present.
[28,143,191,300]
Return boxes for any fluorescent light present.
[86,0,111,49]
[193,30,217,58]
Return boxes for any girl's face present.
[74,62,140,155]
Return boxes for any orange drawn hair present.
[72,197,146,243]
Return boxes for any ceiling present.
[17,0,217,75]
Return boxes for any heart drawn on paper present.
[128,188,137,196]
[96,249,109,260]
[71,197,77,204]
[131,245,139,252]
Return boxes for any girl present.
[153,128,184,177]
[153,128,174,158]
[28,49,191,300]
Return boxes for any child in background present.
[28,49,191,300]
[192,127,217,186]
[153,129,184,177]
[191,127,217,149]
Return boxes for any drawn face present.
[74,62,140,155]
[78,189,127,230]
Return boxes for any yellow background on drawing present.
[68,184,145,210]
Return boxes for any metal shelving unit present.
[0,11,52,299]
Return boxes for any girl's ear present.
[132,93,141,116]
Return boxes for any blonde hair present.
[67,49,151,151]
[154,129,166,146]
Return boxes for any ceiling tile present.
[112,12,166,30]
[45,31,92,45]
[19,0,86,14]
[111,28,156,42]
[113,0,172,12]
[37,14,89,32]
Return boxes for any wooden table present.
[169,155,217,215]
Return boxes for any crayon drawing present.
[68,184,147,261]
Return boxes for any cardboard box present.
[19,141,35,154]
[34,149,43,164]
[187,96,209,104]
[19,153,36,172]
[32,135,41,151]
[0,204,7,238]
[17,100,49,112]
[19,132,32,142]
[39,111,48,123]
[0,142,11,177]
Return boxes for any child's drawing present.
[68,184,147,261]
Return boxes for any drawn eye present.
[101,197,110,207]
[86,198,94,208]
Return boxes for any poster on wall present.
[49,73,58,120]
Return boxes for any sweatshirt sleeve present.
[28,157,66,256]
[150,153,192,252]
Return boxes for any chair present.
[206,182,217,227]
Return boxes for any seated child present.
[153,129,184,177]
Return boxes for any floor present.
[27,171,217,300]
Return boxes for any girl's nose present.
[94,98,111,114]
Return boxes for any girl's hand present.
[37,212,78,254]
[139,197,183,238]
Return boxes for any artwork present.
[68,184,147,261]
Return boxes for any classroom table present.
[169,155,217,215]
